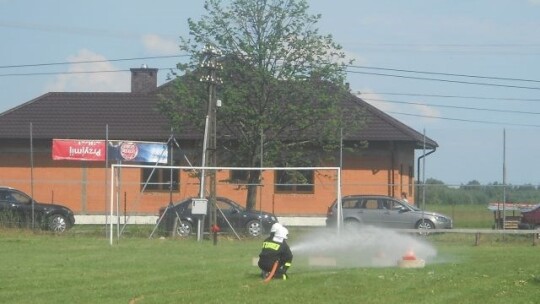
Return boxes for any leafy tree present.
[461,180,481,190]
[421,178,540,206]
[159,0,364,210]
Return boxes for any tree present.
[159,0,364,210]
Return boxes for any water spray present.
[290,226,436,268]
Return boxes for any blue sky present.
[1,0,540,185]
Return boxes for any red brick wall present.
[0,141,415,216]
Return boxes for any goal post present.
[109,164,342,245]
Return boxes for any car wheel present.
[48,214,68,233]
[416,220,434,234]
[344,219,361,230]
[246,220,262,237]
[172,218,192,237]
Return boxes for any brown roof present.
[0,82,437,149]
[0,92,176,141]
[348,95,438,149]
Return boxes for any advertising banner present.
[52,139,168,163]
[108,141,168,164]
[52,139,106,161]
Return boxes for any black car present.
[0,186,75,233]
[157,196,278,237]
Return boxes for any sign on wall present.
[52,139,106,161]
[108,140,168,163]
[52,139,168,163]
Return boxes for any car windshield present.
[399,200,420,211]
[222,199,243,210]
[401,200,421,211]
[183,198,245,211]
[11,191,32,205]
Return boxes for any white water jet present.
[290,226,437,268]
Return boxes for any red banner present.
[52,139,106,161]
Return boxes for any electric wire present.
[0,68,177,77]
[361,98,540,115]
[358,92,540,102]
[346,70,540,90]
[347,65,540,84]
[0,55,188,69]
[2,56,540,127]
[388,111,540,128]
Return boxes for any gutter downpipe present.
[416,148,436,204]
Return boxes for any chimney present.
[130,65,158,93]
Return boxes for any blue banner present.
[108,141,168,164]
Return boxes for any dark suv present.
[0,186,75,233]
[326,195,453,231]
[157,196,278,237]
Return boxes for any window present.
[10,190,32,205]
[229,170,264,186]
[229,170,249,184]
[274,169,314,193]
[342,198,360,209]
[363,199,379,210]
[141,168,179,191]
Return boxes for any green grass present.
[425,204,496,228]
[0,227,539,304]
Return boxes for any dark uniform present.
[258,235,293,280]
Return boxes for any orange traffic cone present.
[402,249,416,261]
[398,248,425,268]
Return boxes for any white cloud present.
[410,102,440,125]
[45,49,129,92]
[356,89,440,126]
[357,89,393,112]
[141,34,179,55]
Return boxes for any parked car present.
[157,196,278,237]
[0,186,75,233]
[326,195,453,231]
[518,204,540,230]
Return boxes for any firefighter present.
[258,224,293,280]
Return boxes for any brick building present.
[0,67,437,217]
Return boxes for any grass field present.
[425,203,500,228]
[0,226,538,304]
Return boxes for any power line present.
[388,111,540,128]
[0,68,177,77]
[358,92,540,102]
[347,70,540,90]
[347,64,540,83]
[0,55,188,69]
[362,98,540,115]
[3,56,538,86]
[347,43,540,48]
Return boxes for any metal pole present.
[200,44,222,244]
[109,165,115,245]
[421,129,426,224]
[337,128,343,234]
[198,116,210,242]
[208,72,217,244]
[169,130,174,206]
[30,122,34,230]
[502,129,507,230]
[259,128,264,230]
[105,124,109,237]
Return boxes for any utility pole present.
[200,44,222,244]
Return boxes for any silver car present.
[326,195,453,230]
